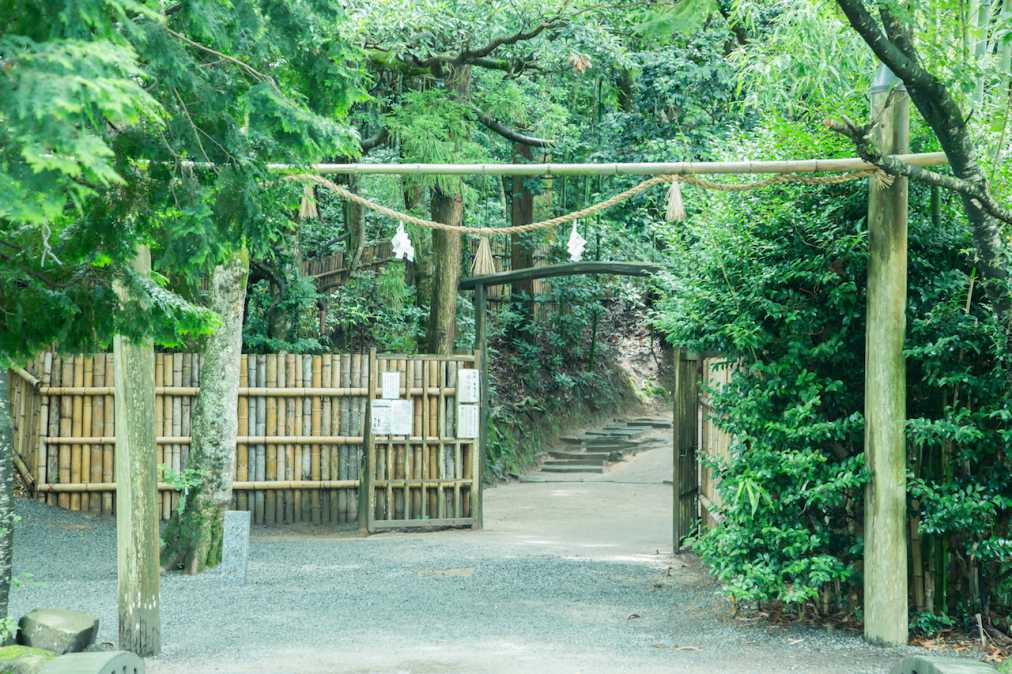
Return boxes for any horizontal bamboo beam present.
[371,479,474,488]
[369,517,473,530]
[460,261,661,290]
[37,479,359,493]
[41,435,368,445]
[42,435,468,445]
[267,152,948,177]
[38,386,451,397]
[377,353,477,362]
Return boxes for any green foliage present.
[385,90,487,193]
[161,465,208,516]
[1,0,364,362]
[654,173,1010,618]
[910,611,955,637]
[323,265,426,352]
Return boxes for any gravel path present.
[11,438,921,673]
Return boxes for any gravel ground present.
[11,439,925,674]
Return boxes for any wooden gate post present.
[672,350,700,552]
[473,285,488,530]
[863,63,909,646]
[359,348,376,534]
[113,246,160,656]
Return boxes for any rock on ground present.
[17,609,97,655]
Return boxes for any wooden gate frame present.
[672,350,702,552]
[362,350,483,532]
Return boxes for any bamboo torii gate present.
[304,143,941,647]
[253,74,936,646]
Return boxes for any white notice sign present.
[457,369,480,403]
[381,371,401,399]
[457,403,479,439]
[371,400,392,435]
[389,399,413,436]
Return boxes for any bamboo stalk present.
[36,353,52,498]
[70,355,84,510]
[258,153,948,176]
[285,353,296,523]
[255,354,266,524]
[92,356,106,513]
[277,354,288,523]
[102,354,114,513]
[81,355,93,512]
[12,367,40,388]
[58,357,72,509]
[237,355,249,514]
[265,354,277,526]
[311,355,322,524]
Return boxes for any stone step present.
[626,420,672,429]
[539,464,605,474]
[585,429,643,436]
[548,450,613,460]
[543,456,607,468]
[556,446,625,456]
[583,437,644,447]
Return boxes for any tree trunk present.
[510,142,535,321]
[425,63,471,354]
[427,191,463,354]
[162,250,249,574]
[113,245,160,657]
[0,369,15,637]
[343,175,366,271]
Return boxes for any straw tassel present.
[666,178,685,222]
[299,184,319,220]
[470,236,497,276]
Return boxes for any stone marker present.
[220,510,251,583]
[890,655,997,674]
[39,650,144,674]
[17,609,98,655]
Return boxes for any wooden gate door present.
[364,351,482,532]
[672,350,701,551]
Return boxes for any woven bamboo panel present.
[13,353,371,525]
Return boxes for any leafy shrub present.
[654,178,1010,621]
[323,264,426,352]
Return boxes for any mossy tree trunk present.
[427,191,463,354]
[0,368,15,634]
[510,142,535,323]
[162,249,249,574]
[113,246,160,656]
[425,64,470,355]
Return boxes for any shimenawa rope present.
[290,169,889,234]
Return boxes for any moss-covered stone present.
[0,644,55,674]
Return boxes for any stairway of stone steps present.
[526,416,672,478]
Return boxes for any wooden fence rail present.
[8,351,481,530]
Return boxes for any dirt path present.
[11,432,918,673]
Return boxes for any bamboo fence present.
[698,357,733,531]
[7,351,476,528]
[302,242,397,292]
